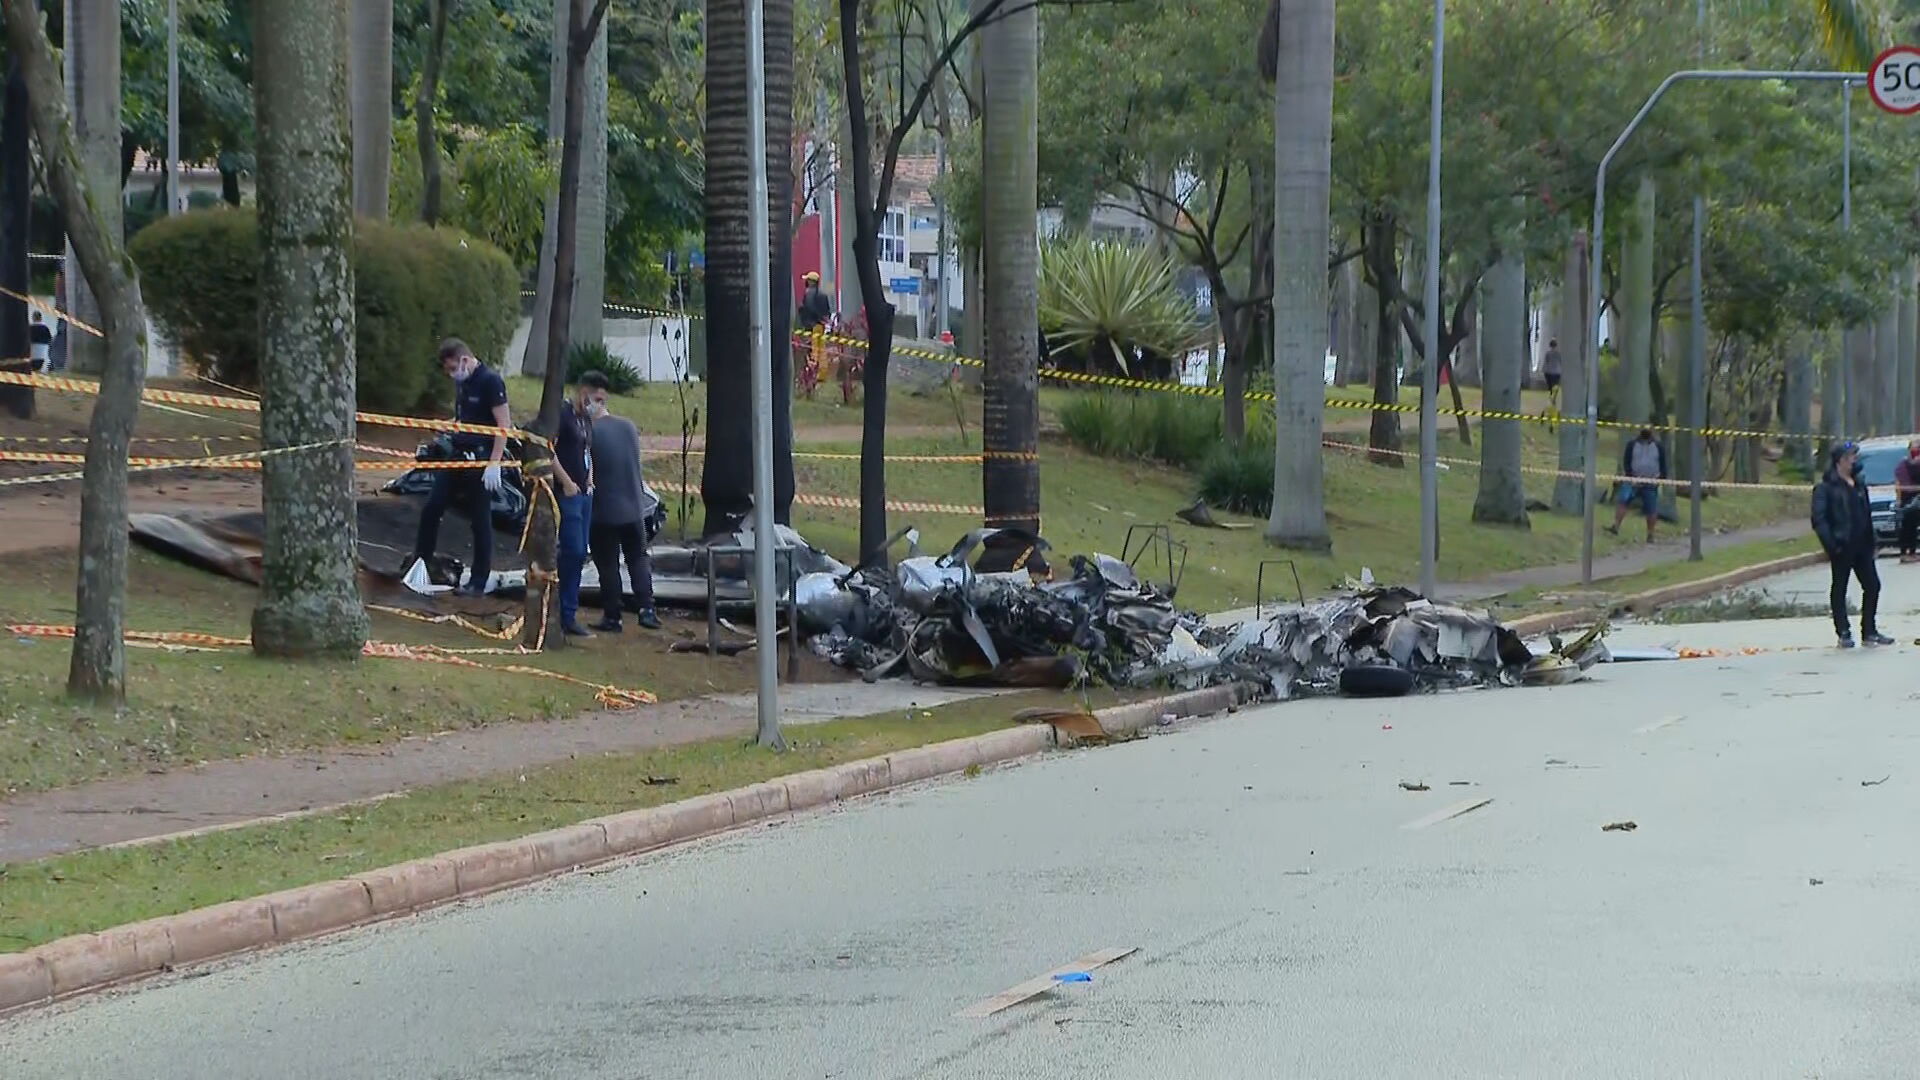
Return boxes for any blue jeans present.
[558,493,592,627]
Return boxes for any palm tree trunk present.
[0,62,30,421]
[4,0,149,701]
[1552,230,1590,513]
[62,0,120,378]
[1876,298,1900,435]
[251,0,370,657]
[1264,0,1332,549]
[1616,175,1655,475]
[1364,214,1402,464]
[1899,264,1917,432]
[349,0,392,220]
[1784,335,1814,475]
[701,0,796,535]
[1473,226,1527,527]
[1821,328,1843,440]
[415,0,450,225]
[977,0,1040,536]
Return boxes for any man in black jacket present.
[1811,441,1891,648]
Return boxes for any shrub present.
[1057,389,1222,468]
[130,208,520,414]
[1198,438,1276,517]
[567,341,643,395]
[1040,234,1205,375]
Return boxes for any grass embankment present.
[1487,536,1819,619]
[0,688,1110,953]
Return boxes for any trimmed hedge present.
[130,208,520,413]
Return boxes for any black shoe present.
[637,608,662,630]
[1838,632,1857,649]
[455,582,489,598]
[1864,631,1894,647]
[563,622,595,639]
[591,618,623,634]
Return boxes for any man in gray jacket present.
[588,412,661,631]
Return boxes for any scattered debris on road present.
[1398,781,1431,792]
[1602,821,1638,832]
[1861,775,1891,787]
[1809,877,1825,886]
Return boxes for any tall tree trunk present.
[62,0,120,378]
[977,0,1040,537]
[1784,335,1814,476]
[1821,328,1843,440]
[415,0,450,225]
[0,62,30,420]
[4,1,149,701]
[1215,292,1248,442]
[1552,230,1591,514]
[1876,299,1900,435]
[1347,263,1378,386]
[349,0,392,219]
[1264,0,1332,549]
[701,0,796,535]
[524,0,609,381]
[1846,321,1874,434]
[252,0,370,657]
[220,161,242,206]
[1364,214,1401,464]
[1899,264,1917,433]
[1331,258,1355,387]
[1473,231,1527,527]
[1453,294,1480,388]
[1617,175,1655,476]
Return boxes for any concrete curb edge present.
[0,684,1249,1016]
[1503,549,1823,639]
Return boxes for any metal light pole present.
[745,0,785,749]
[166,0,179,213]
[1418,0,1444,599]
[1583,69,1862,585]
[1841,79,1853,430]
[1685,0,1704,561]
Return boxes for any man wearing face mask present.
[412,338,513,595]
[555,371,609,636]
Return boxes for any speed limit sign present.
[1870,46,1920,114]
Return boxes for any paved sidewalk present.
[0,681,1011,864]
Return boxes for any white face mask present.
[451,358,477,382]
[587,400,608,419]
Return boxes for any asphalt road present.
[7,614,1920,1079]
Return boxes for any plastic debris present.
[1052,972,1093,983]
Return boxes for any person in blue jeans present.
[1607,427,1667,542]
[555,371,610,637]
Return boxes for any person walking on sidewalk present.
[1608,428,1668,542]
[588,410,661,632]
[1895,439,1920,563]
[555,372,610,637]
[1812,441,1891,649]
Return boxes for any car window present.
[1859,448,1903,486]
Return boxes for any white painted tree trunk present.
[349,0,392,220]
[63,0,120,377]
[1265,0,1333,550]
[252,0,370,657]
[522,0,608,377]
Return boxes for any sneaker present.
[1864,632,1895,647]
[637,608,663,630]
[1838,632,1857,649]
[591,618,623,634]
[563,622,595,639]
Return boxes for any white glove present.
[481,464,503,492]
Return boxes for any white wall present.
[500,315,695,383]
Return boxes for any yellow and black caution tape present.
[1321,438,1810,493]
[0,283,107,338]
[5,623,653,708]
[649,477,983,516]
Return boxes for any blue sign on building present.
[889,276,920,295]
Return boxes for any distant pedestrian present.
[1541,338,1562,394]
[28,310,51,372]
[1812,441,1891,649]
[1895,438,1920,563]
[588,412,661,632]
[1607,427,1667,542]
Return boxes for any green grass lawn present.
[1488,535,1820,619]
[0,689,1112,952]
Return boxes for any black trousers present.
[1829,546,1881,637]
[414,470,493,585]
[589,520,655,622]
[1901,503,1920,555]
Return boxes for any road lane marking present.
[1401,796,1493,830]
[1634,714,1685,735]
[957,946,1139,1018]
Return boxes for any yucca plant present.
[1040,235,1206,376]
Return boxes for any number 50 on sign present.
[1871,46,1920,115]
